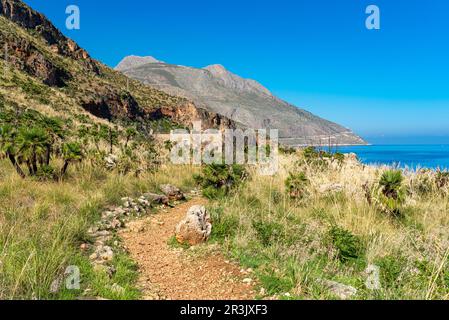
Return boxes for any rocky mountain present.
[115,57,366,146]
[0,0,235,133]
[115,55,163,71]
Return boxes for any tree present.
[60,142,83,176]
[40,117,65,165]
[124,127,137,148]
[0,125,26,178]
[16,127,49,176]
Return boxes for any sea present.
[327,145,449,170]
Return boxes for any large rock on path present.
[175,205,212,245]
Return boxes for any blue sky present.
[24,0,449,143]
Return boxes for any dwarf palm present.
[40,117,64,165]
[285,171,309,200]
[16,127,49,175]
[377,169,405,216]
[61,142,83,176]
[124,127,137,148]
[379,170,404,199]
[0,125,26,178]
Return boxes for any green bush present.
[379,170,404,199]
[285,171,308,200]
[194,164,247,199]
[333,152,345,164]
[210,206,240,242]
[259,272,295,295]
[35,164,56,181]
[375,255,407,290]
[374,170,406,216]
[252,220,285,247]
[435,170,449,189]
[327,226,365,263]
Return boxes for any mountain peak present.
[203,64,228,74]
[203,64,272,96]
[115,55,162,71]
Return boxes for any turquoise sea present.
[331,145,449,170]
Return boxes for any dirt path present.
[119,198,256,300]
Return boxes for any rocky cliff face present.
[115,56,366,146]
[0,0,98,73]
[147,103,238,131]
[0,0,236,133]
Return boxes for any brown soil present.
[119,198,256,300]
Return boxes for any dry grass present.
[208,153,449,299]
[1,146,448,300]
[0,159,198,299]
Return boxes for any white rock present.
[175,205,212,245]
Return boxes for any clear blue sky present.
[24,0,449,143]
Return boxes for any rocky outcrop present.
[2,35,71,87]
[0,0,249,135]
[0,0,99,73]
[175,205,212,246]
[80,90,144,121]
[148,102,238,131]
[159,184,185,201]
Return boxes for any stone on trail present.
[175,205,212,246]
[90,245,114,264]
[143,192,169,205]
[159,184,186,201]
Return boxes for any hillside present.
[0,0,235,132]
[116,56,367,146]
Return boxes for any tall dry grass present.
[207,153,449,299]
[0,159,198,299]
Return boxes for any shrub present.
[327,226,365,263]
[375,170,406,216]
[379,170,404,199]
[210,206,240,242]
[435,170,449,189]
[35,164,56,181]
[285,172,308,201]
[259,272,295,295]
[252,220,285,247]
[375,255,407,289]
[301,147,335,168]
[194,164,247,199]
[279,145,296,155]
[411,173,433,197]
[333,152,345,164]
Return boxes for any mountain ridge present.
[115,56,366,146]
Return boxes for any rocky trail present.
[119,198,257,300]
